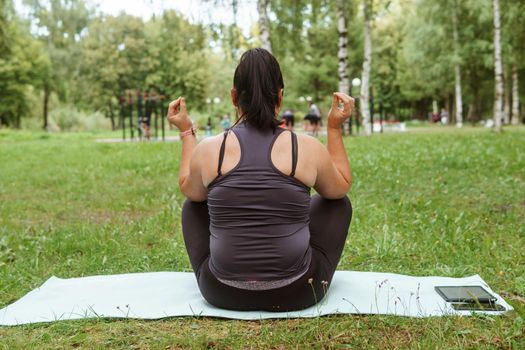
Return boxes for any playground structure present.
[119,89,167,141]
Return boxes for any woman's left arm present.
[167,97,208,202]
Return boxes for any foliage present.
[145,11,210,103]
[23,0,92,101]
[2,0,525,128]
[75,14,150,111]
[46,105,110,132]
[0,0,49,127]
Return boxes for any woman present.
[167,48,353,311]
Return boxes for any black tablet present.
[435,286,497,304]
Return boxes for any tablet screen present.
[435,286,497,303]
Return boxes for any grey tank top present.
[207,122,312,289]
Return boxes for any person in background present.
[282,109,295,131]
[304,100,321,136]
[440,108,449,125]
[220,114,231,131]
[205,117,213,137]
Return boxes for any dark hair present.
[233,48,284,130]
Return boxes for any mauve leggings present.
[181,194,352,312]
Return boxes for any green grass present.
[1,126,524,349]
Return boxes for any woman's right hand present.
[167,97,193,131]
[327,92,355,129]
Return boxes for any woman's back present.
[169,48,353,311]
[207,122,312,283]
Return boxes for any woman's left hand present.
[167,97,193,131]
[327,92,354,129]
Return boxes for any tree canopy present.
[1,0,523,130]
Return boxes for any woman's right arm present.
[312,92,354,199]
[167,97,208,202]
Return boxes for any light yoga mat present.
[0,271,512,325]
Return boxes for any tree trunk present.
[504,70,511,124]
[336,0,349,96]
[43,82,50,131]
[467,103,475,124]
[451,94,456,124]
[232,0,238,21]
[444,96,450,124]
[360,0,373,135]
[108,100,116,130]
[257,0,272,53]
[492,0,504,132]
[452,0,463,127]
[511,65,520,125]
[15,103,22,129]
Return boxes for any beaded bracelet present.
[179,127,197,138]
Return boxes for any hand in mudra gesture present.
[167,97,192,131]
[327,92,355,129]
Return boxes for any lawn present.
[0,126,524,349]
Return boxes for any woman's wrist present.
[177,120,193,131]
[179,126,197,138]
[327,118,344,130]
[327,126,343,138]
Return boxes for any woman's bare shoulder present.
[296,133,324,150]
[195,133,224,154]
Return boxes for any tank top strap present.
[290,131,298,177]
[217,130,229,176]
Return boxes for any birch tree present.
[504,0,525,125]
[503,70,510,124]
[492,0,504,132]
[451,0,463,127]
[360,0,373,135]
[511,66,520,125]
[336,0,349,95]
[257,0,272,53]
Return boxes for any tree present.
[77,11,211,120]
[451,0,463,127]
[76,14,151,129]
[360,0,373,135]
[257,0,272,53]
[395,0,494,123]
[511,66,520,125]
[336,0,349,95]
[23,0,91,130]
[146,11,210,106]
[0,0,49,128]
[492,0,504,132]
[502,0,525,125]
[370,1,403,122]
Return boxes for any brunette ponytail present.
[233,48,284,130]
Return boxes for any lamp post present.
[351,78,361,135]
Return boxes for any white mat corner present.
[0,271,513,326]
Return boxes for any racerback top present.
[207,121,312,287]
